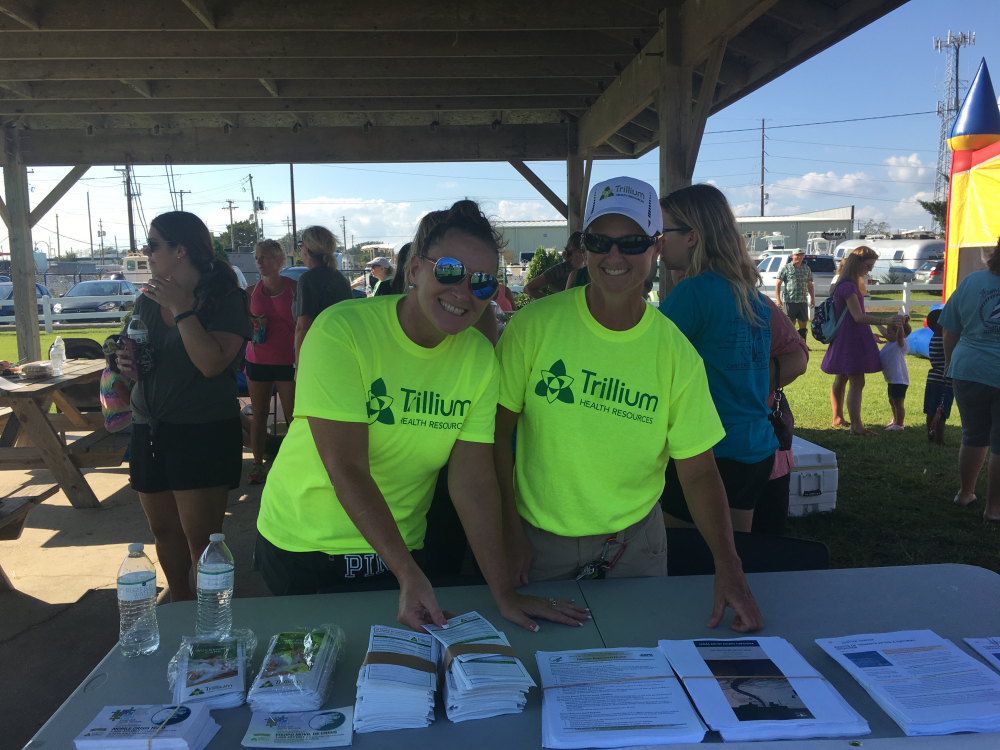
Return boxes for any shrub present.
[518,247,561,307]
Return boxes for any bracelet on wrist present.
[173,310,196,324]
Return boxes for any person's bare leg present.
[831,374,850,427]
[955,444,988,506]
[897,399,905,426]
[847,374,874,435]
[984,452,1000,521]
[887,397,897,427]
[138,490,195,602]
[926,414,935,442]
[729,508,753,533]
[173,486,230,574]
[275,380,296,438]
[247,379,274,465]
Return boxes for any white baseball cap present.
[583,176,662,237]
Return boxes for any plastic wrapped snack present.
[167,629,257,709]
[247,624,346,713]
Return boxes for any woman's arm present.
[523,274,550,300]
[294,314,314,366]
[674,450,764,632]
[943,327,960,372]
[494,406,530,586]
[448,439,588,631]
[308,417,449,630]
[844,293,900,326]
[769,347,808,391]
[112,378,131,406]
[565,268,580,291]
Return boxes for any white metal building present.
[737,207,855,254]
[496,220,569,264]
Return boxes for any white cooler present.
[788,436,838,516]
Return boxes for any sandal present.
[248,463,266,485]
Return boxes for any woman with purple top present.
[822,246,904,436]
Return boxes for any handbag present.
[768,357,794,451]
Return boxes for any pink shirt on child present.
[764,296,809,479]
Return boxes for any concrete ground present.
[1,447,271,750]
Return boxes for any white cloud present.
[883,153,930,184]
[254,198,422,244]
[768,170,886,199]
[495,200,564,222]
[437,181,459,189]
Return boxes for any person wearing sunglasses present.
[292,226,352,365]
[495,177,763,633]
[657,184,777,534]
[256,199,589,633]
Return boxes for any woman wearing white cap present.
[495,177,763,632]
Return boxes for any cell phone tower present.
[934,31,976,201]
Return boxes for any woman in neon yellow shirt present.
[495,177,763,632]
[257,200,588,632]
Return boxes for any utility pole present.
[759,119,766,217]
[87,191,94,258]
[934,31,976,202]
[98,218,105,265]
[55,213,61,258]
[125,165,136,252]
[248,174,260,244]
[171,189,191,211]
[340,216,348,251]
[225,200,238,250]
[289,164,297,246]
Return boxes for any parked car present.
[913,260,944,285]
[757,254,837,294]
[232,266,248,289]
[0,275,10,282]
[51,279,138,321]
[0,282,53,318]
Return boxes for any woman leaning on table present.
[119,211,252,603]
[495,177,763,632]
[255,199,588,632]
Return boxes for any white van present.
[833,238,944,284]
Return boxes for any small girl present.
[100,335,132,434]
[877,317,912,431]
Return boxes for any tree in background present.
[215,216,258,250]
[858,219,893,237]
[214,243,232,266]
[61,250,79,261]
[514,246,560,308]
[917,199,948,236]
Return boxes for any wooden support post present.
[508,159,568,218]
[28,165,91,227]
[3,144,40,361]
[567,123,584,234]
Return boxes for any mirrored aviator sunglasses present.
[423,256,499,300]
[582,232,661,255]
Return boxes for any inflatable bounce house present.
[944,58,1000,302]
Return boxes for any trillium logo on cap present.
[535,359,575,404]
[599,187,614,200]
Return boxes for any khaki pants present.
[521,503,668,582]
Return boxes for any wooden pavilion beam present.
[0,1,39,30]
[180,0,216,30]
[28,165,90,228]
[0,81,32,99]
[9,124,576,166]
[508,159,568,219]
[679,0,780,67]
[119,79,152,98]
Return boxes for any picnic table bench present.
[0,477,59,590]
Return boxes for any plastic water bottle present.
[48,336,65,376]
[196,533,235,638]
[126,315,153,377]
[117,543,159,657]
[126,315,148,345]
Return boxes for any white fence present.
[0,295,135,332]
[765,282,943,317]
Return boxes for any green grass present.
[0,325,120,363]
[784,320,1000,574]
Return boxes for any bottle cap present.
[128,542,144,553]
[209,533,225,542]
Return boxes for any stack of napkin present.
[354,625,439,732]
[247,625,343,713]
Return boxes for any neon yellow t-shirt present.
[497,286,725,537]
[257,295,499,555]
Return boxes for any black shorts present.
[130,418,244,494]
[661,452,776,523]
[887,383,908,400]
[924,381,954,419]
[784,301,810,324]
[953,379,1000,453]
[245,361,294,382]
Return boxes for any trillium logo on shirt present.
[535,359,575,404]
[366,378,395,425]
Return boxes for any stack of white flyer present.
[659,638,869,742]
[172,636,247,709]
[353,625,439,732]
[248,626,343,713]
[74,705,219,750]
[535,647,706,748]
[817,630,1000,735]
[424,611,535,722]
[965,637,1000,672]
[242,707,354,748]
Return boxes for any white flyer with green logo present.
[241,707,353,748]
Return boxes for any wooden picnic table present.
[0,359,130,510]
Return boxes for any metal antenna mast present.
[933,30,975,201]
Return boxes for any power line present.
[769,137,937,153]
[703,110,937,135]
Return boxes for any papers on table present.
[171,636,247,709]
[74,705,219,750]
[248,625,344,713]
[353,625,439,733]
[659,638,869,742]
[965,638,1000,672]
[241,707,353,748]
[535,647,706,749]
[818,630,1000,736]
[425,611,535,723]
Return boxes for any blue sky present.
[5,0,999,258]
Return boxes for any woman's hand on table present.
[708,561,764,633]
[495,591,590,632]
[397,567,455,631]
[141,276,196,317]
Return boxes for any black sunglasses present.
[582,232,662,255]
[421,256,499,300]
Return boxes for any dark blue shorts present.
[923,381,954,419]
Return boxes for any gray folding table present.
[25,564,1000,749]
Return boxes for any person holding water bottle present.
[118,212,252,603]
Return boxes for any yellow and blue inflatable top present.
[948,58,1000,151]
